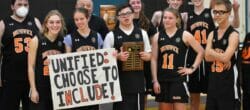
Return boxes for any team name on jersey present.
[160,45,179,54]
[190,21,209,31]
[12,29,33,37]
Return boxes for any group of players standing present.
[0,0,249,110]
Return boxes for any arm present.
[103,32,129,61]
[0,20,5,87]
[97,33,104,49]
[206,32,239,63]
[231,0,240,28]
[63,34,72,53]
[151,11,162,27]
[205,32,215,62]
[28,36,39,103]
[151,33,160,94]
[34,17,42,32]
[140,29,151,61]
[179,31,204,75]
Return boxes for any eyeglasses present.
[118,11,133,17]
[212,10,229,16]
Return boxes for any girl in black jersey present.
[151,8,204,110]
[64,8,103,110]
[205,0,240,110]
[28,10,66,110]
[128,0,157,108]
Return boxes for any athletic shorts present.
[155,81,189,103]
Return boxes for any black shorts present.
[155,81,189,103]
[113,93,144,110]
[188,60,210,93]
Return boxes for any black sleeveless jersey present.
[186,8,215,66]
[187,8,215,47]
[70,30,98,52]
[113,27,145,93]
[1,16,39,82]
[157,29,188,82]
[208,26,240,99]
[241,33,250,64]
[35,34,65,87]
[211,26,238,74]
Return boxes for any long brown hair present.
[128,0,150,31]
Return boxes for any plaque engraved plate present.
[122,42,144,71]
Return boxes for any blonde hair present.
[42,10,66,37]
[163,7,181,29]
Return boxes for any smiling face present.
[167,0,183,10]
[129,0,142,14]
[191,0,203,7]
[46,15,62,36]
[74,11,89,30]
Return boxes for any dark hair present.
[74,8,89,18]
[163,7,181,29]
[128,0,150,31]
[116,3,134,16]
[11,0,29,5]
[215,0,232,12]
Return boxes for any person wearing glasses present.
[103,4,151,110]
[185,0,240,109]
[205,0,240,110]
[151,7,204,110]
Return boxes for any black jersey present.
[241,33,250,65]
[70,30,98,52]
[1,16,39,82]
[208,26,240,99]
[186,8,215,67]
[113,27,145,93]
[35,34,65,87]
[157,29,188,82]
[187,8,215,47]
[211,26,237,74]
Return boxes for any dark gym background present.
[0,0,192,23]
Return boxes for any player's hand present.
[117,47,129,61]
[30,89,39,104]
[233,0,240,12]
[223,61,231,70]
[178,67,195,76]
[153,81,161,94]
[139,52,151,61]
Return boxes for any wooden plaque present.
[122,42,144,71]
